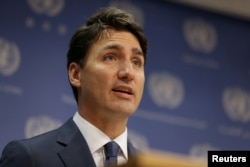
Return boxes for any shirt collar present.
[73,112,128,160]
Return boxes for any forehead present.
[95,29,142,50]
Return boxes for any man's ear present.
[68,63,81,87]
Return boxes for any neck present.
[78,110,128,140]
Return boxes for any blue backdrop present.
[1,0,250,161]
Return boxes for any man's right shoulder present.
[0,118,78,167]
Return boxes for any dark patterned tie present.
[104,141,120,167]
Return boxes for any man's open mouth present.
[112,87,133,95]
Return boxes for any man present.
[0,6,147,167]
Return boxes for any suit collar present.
[56,118,96,167]
[55,118,138,167]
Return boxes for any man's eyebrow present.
[103,44,144,56]
[132,48,143,56]
[103,44,121,51]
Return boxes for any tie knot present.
[104,141,120,158]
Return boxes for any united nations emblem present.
[27,0,65,17]
[222,87,250,123]
[189,143,219,162]
[183,18,217,53]
[25,115,62,138]
[128,130,149,151]
[0,38,21,76]
[148,72,184,109]
[109,1,144,27]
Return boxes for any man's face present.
[78,29,145,119]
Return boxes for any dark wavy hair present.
[67,7,148,104]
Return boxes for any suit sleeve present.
[0,140,34,167]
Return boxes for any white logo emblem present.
[0,38,21,76]
[223,87,250,123]
[26,0,67,35]
[61,93,76,105]
[109,1,144,27]
[189,143,219,162]
[148,72,184,109]
[183,18,217,53]
[128,130,149,151]
[25,115,62,138]
[27,0,65,17]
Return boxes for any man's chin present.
[109,105,137,117]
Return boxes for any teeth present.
[113,88,131,94]
[117,88,129,92]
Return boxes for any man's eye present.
[104,54,116,61]
[132,59,142,67]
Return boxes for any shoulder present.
[0,140,34,166]
[0,129,59,167]
[0,118,78,166]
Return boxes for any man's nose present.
[118,61,135,82]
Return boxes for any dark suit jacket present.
[0,118,138,167]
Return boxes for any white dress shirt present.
[73,112,128,167]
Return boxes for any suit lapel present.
[55,118,138,167]
[56,119,96,167]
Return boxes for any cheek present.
[91,70,114,89]
[137,74,145,93]
[96,70,113,82]
[84,64,110,81]
[140,72,145,85]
